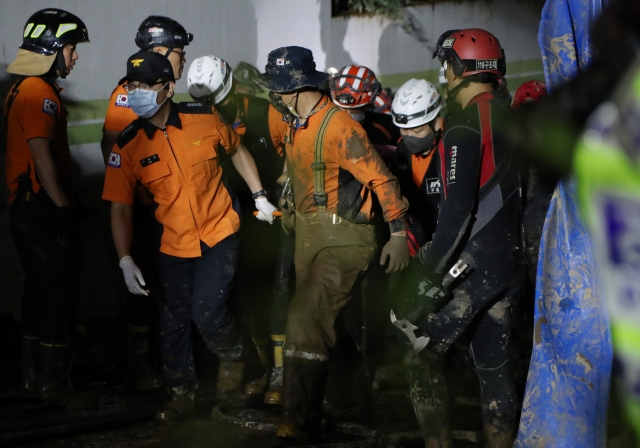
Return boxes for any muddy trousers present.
[410,274,518,447]
[282,211,377,432]
[158,235,243,388]
[241,213,296,338]
[9,194,80,346]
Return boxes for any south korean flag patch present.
[108,152,121,168]
[115,94,129,108]
[42,98,58,116]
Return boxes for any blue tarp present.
[515,0,613,446]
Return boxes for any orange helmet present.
[434,28,506,78]
[330,65,381,109]
[512,80,547,108]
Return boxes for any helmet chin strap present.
[446,77,471,105]
[54,51,68,79]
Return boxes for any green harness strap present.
[312,106,340,208]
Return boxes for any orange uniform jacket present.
[286,96,407,229]
[4,77,74,205]
[103,84,137,133]
[102,102,241,258]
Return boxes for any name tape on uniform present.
[42,98,58,116]
[115,94,129,108]
[140,154,160,167]
[108,152,121,168]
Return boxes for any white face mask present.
[348,110,366,123]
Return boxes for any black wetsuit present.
[408,91,523,443]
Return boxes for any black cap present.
[119,50,175,85]
[254,46,328,93]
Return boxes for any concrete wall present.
[0,0,542,321]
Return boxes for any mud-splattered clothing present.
[102,101,240,258]
[285,96,407,227]
[420,91,522,277]
[409,91,523,445]
[159,236,242,387]
[5,76,73,205]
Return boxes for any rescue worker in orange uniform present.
[5,8,96,410]
[102,51,277,424]
[328,64,401,382]
[100,16,192,392]
[255,46,410,440]
[187,55,291,405]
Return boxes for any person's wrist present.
[252,189,268,200]
[119,255,133,269]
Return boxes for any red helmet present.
[373,88,393,114]
[330,65,381,109]
[434,28,505,78]
[512,80,547,108]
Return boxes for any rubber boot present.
[154,383,195,425]
[216,359,245,398]
[21,336,40,392]
[244,338,271,396]
[125,325,164,391]
[406,351,453,448]
[264,334,285,405]
[476,363,516,448]
[40,343,98,410]
[276,356,328,441]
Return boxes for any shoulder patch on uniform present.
[115,94,129,108]
[108,152,121,168]
[178,101,213,114]
[116,120,143,149]
[42,98,58,116]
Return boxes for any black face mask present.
[403,134,433,155]
[216,94,238,123]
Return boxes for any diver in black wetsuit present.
[405,28,524,448]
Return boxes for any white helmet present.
[391,78,442,129]
[187,55,233,105]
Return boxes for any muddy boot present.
[244,339,272,396]
[216,359,245,398]
[155,383,195,425]
[264,334,285,405]
[40,343,98,410]
[21,336,40,392]
[476,363,516,448]
[276,356,328,441]
[406,351,453,448]
[125,325,164,391]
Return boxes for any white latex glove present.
[255,197,277,224]
[119,255,148,296]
